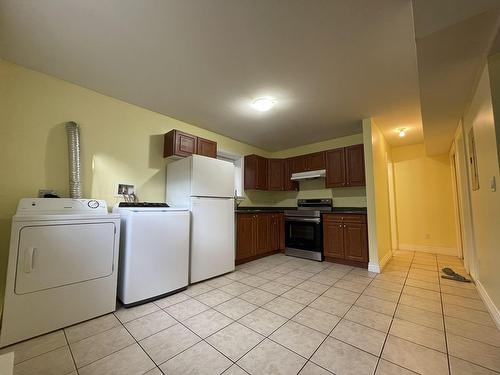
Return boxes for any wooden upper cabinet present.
[164,130,197,157]
[345,144,365,186]
[283,158,298,191]
[325,144,365,188]
[244,155,268,190]
[164,129,217,158]
[306,152,326,171]
[196,137,217,158]
[291,152,326,173]
[325,148,346,188]
[291,156,307,173]
[268,159,285,191]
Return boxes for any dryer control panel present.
[16,198,108,215]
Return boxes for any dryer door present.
[15,222,116,294]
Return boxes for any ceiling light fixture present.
[398,128,407,137]
[252,97,276,112]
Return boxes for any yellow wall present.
[463,61,500,312]
[0,61,368,297]
[392,144,457,254]
[0,60,273,292]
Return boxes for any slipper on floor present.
[441,274,471,283]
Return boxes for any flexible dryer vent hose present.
[66,121,82,199]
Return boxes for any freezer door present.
[190,197,235,282]
[15,223,116,294]
[191,155,235,198]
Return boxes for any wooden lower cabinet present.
[236,212,285,264]
[255,214,271,255]
[323,213,368,267]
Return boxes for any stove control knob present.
[88,200,100,209]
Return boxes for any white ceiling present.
[412,0,500,155]
[2,1,499,153]
[0,0,423,151]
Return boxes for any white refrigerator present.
[166,155,235,283]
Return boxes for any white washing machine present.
[113,203,190,306]
[0,198,120,347]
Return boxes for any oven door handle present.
[285,217,321,223]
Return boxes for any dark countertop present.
[235,207,291,213]
[235,206,367,214]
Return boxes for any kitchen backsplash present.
[239,178,367,207]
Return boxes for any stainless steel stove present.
[284,198,332,261]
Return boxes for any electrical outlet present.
[38,189,59,198]
[118,184,135,195]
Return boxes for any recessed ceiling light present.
[252,97,276,112]
[398,128,407,137]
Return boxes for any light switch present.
[490,176,496,192]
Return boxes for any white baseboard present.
[379,251,393,270]
[398,243,457,256]
[475,280,500,330]
[368,262,380,273]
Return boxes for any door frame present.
[387,159,398,253]
[451,122,478,279]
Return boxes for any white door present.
[191,155,235,198]
[190,197,235,283]
[15,222,116,294]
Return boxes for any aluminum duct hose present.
[66,121,82,198]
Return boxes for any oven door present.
[284,217,322,253]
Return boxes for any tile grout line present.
[372,250,415,374]
[62,329,78,374]
[295,264,382,374]
[437,257,453,375]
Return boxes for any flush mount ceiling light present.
[398,128,407,137]
[251,97,276,112]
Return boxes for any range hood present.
[291,169,326,181]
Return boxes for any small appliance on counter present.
[166,154,235,283]
[1,198,120,347]
[113,202,190,306]
[284,198,333,261]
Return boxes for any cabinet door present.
[283,159,298,191]
[244,155,258,190]
[175,131,197,157]
[268,159,284,191]
[255,214,271,254]
[344,222,368,262]
[196,137,217,158]
[306,152,326,171]
[269,214,280,251]
[325,148,346,188]
[346,144,365,186]
[236,214,256,261]
[256,156,269,190]
[291,156,307,173]
[323,219,344,258]
[278,214,285,250]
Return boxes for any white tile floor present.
[2,251,500,374]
